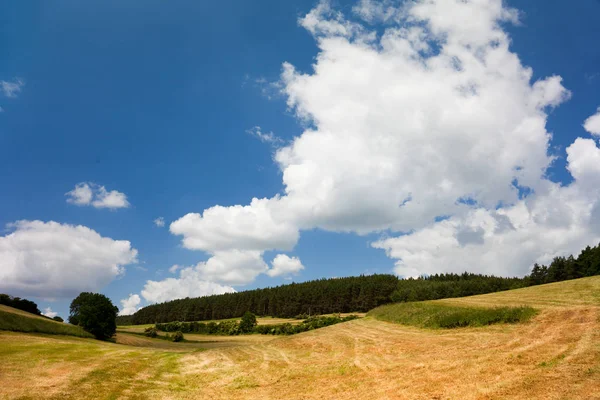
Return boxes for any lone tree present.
[239,311,257,333]
[69,292,118,340]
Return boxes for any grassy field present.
[1,277,599,399]
[0,305,92,338]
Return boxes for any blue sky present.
[1,0,599,320]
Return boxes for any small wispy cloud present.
[247,126,284,146]
[154,217,165,227]
[1,78,25,98]
[168,264,182,274]
[245,75,282,100]
[42,307,58,318]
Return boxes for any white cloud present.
[66,183,93,206]
[0,220,138,298]
[167,0,600,282]
[162,251,269,287]
[374,185,600,279]
[138,252,267,303]
[1,78,24,98]
[119,294,141,316]
[141,269,236,304]
[300,0,363,38]
[170,198,298,253]
[42,307,58,319]
[247,126,284,146]
[66,182,130,209]
[168,264,182,273]
[267,254,304,277]
[92,186,130,209]
[154,217,165,227]
[194,250,269,285]
[583,107,600,136]
[352,0,402,24]
[170,198,299,286]
[566,138,600,188]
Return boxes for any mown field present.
[1,277,600,399]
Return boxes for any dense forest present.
[118,242,600,326]
[125,274,398,324]
[390,273,527,302]
[0,294,41,316]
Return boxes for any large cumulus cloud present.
[0,220,138,298]
[164,0,600,288]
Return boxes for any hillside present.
[1,277,599,399]
[367,277,600,327]
[122,241,600,325]
[0,305,92,338]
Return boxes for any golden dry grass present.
[1,277,599,399]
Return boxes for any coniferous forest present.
[119,242,600,325]
[125,274,398,324]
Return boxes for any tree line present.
[124,274,398,324]
[119,242,600,326]
[390,272,527,303]
[0,294,41,315]
[527,244,600,284]
[390,243,600,302]
[154,313,359,336]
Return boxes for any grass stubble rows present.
[1,277,600,399]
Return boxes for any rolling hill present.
[0,305,92,338]
[1,276,599,399]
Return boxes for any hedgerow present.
[154,314,359,336]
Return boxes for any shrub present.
[219,320,241,335]
[172,331,184,342]
[144,326,158,338]
[239,311,257,333]
[207,322,218,334]
[52,316,64,323]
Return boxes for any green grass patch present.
[0,309,93,338]
[538,353,566,368]
[368,302,537,329]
